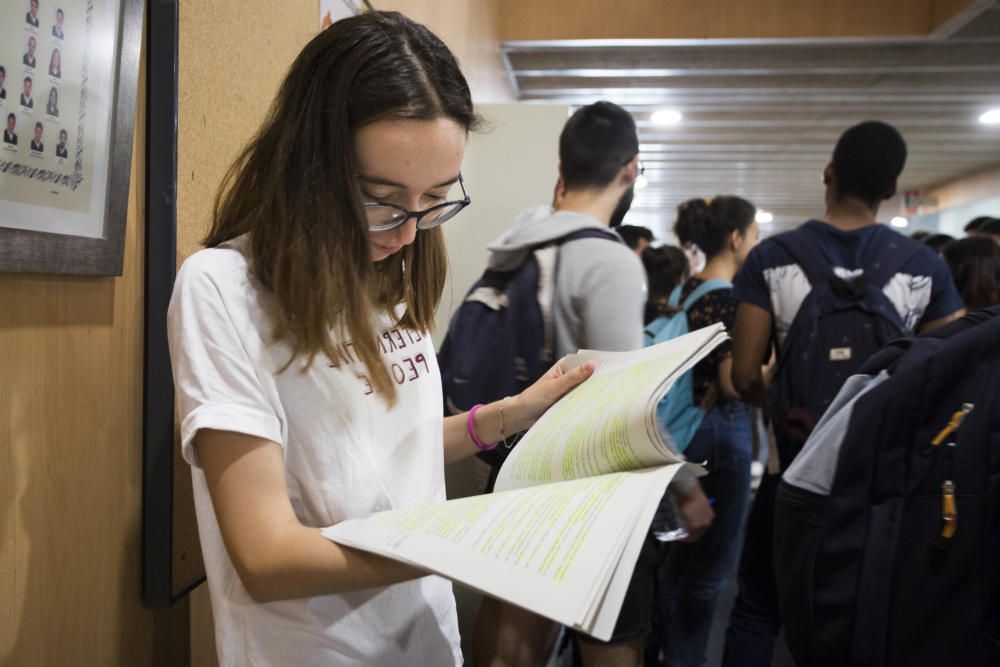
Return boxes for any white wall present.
[434,103,573,347]
[910,194,1000,237]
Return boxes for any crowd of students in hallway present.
[604,199,1000,667]
[165,10,997,666]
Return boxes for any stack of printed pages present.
[322,323,728,640]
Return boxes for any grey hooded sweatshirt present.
[487,207,695,492]
[486,207,647,360]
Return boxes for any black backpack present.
[773,307,1000,667]
[768,226,923,468]
[438,228,621,475]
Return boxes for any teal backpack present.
[644,279,732,452]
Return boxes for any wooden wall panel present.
[924,163,1000,213]
[0,33,189,667]
[498,0,980,40]
[378,0,514,102]
[932,0,984,31]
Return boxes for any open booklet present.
[322,323,728,641]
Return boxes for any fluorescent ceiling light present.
[650,109,683,126]
[635,174,648,190]
[755,210,774,224]
[980,109,1000,125]
[890,216,909,228]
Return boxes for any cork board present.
[176,1,318,262]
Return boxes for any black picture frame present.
[0,0,143,276]
[142,0,198,608]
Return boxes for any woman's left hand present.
[507,358,596,433]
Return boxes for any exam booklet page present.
[321,323,727,639]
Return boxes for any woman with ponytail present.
[656,196,759,667]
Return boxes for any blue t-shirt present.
[734,219,964,344]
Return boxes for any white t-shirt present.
[167,236,462,666]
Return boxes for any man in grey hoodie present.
[484,102,646,360]
[473,102,713,667]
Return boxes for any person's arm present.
[731,302,773,408]
[442,358,596,463]
[576,243,646,352]
[169,257,423,603]
[918,310,964,334]
[917,250,966,333]
[717,356,739,400]
[196,430,425,602]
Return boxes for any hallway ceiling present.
[501,2,1000,237]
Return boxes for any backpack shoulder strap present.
[533,228,624,359]
[681,279,732,311]
[644,315,673,342]
[667,284,683,308]
[553,228,623,246]
[864,233,924,289]
[770,227,835,287]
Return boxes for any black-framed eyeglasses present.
[364,174,471,232]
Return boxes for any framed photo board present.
[0,0,142,275]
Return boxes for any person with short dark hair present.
[45,86,58,117]
[922,232,955,255]
[3,113,17,145]
[52,8,64,38]
[30,121,43,152]
[23,35,37,68]
[20,77,33,108]
[617,224,655,255]
[641,244,690,323]
[55,128,67,157]
[26,0,40,27]
[942,236,1000,309]
[974,217,1000,244]
[964,215,993,235]
[48,48,61,79]
[724,121,964,667]
[0,66,7,100]
[910,230,930,241]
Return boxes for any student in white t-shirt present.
[167,12,595,667]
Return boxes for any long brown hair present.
[943,236,1000,310]
[205,11,480,403]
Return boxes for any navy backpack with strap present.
[438,228,621,472]
[768,227,923,468]
[774,307,1000,667]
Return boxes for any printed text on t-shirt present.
[327,327,430,396]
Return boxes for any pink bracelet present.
[468,404,498,451]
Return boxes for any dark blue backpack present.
[438,228,621,470]
[768,227,923,468]
[774,307,1000,667]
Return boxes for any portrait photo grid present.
[1,0,92,205]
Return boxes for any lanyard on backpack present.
[927,403,974,547]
